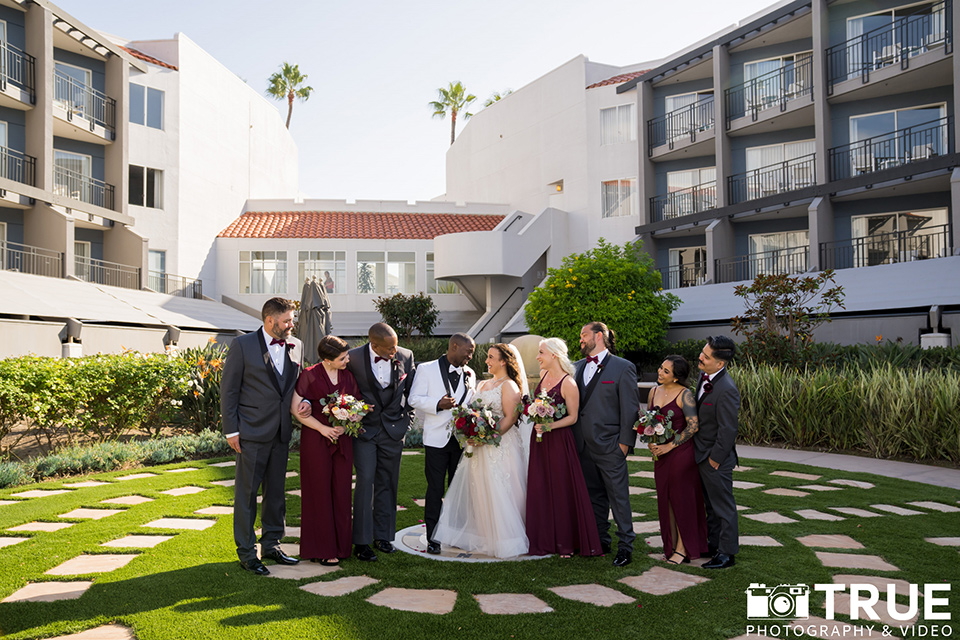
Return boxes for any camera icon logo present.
[745,583,810,620]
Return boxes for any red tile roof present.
[218,211,505,240]
[120,46,178,71]
[586,70,648,89]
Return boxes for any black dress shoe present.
[612,550,632,567]
[262,548,299,565]
[354,544,378,562]
[601,542,612,555]
[373,539,396,554]
[703,553,735,569]
[239,559,270,576]
[701,547,718,559]
[426,541,441,555]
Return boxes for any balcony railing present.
[0,42,36,99]
[828,116,952,181]
[0,146,36,186]
[53,70,116,133]
[715,246,809,283]
[0,240,63,278]
[148,271,204,299]
[75,256,140,290]
[727,154,816,205]
[659,261,707,290]
[820,224,951,270]
[647,98,715,155]
[53,165,115,210]
[826,0,952,92]
[725,56,813,125]
[650,180,717,222]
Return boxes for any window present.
[667,247,707,289]
[849,104,947,172]
[298,251,346,294]
[743,52,813,108]
[239,250,287,294]
[426,252,460,294]
[851,208,948,266]
[747,231,809,278]
[387,251,416,294]
[664,91,714,141]
[53,150,92,201]
[665,167,716,216]
[846,2,946,77]
[54,62,92,118]
[148,249,166,292]
[357,251,385,294]
[601,179,637,218]
[74,240,91,281]
[129,84,164,129]
[744,140,816,197]
[600,104,636,145]
[128,165,163,208]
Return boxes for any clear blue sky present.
[56,0,777,202]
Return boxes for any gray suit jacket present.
[693,368,740,465]
[220,329,301,444]
[345,344,416,442]
[572,353,640,457]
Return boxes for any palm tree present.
[429,81,477,145]
[484,89,512,107]
[266,62,314,129]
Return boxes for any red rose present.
[703,382,714,394]
[456,417,466,429]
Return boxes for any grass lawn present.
[0,452,957,640]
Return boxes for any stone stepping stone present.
[366,587,457,614]
[102,535,174,548]
[160,486,206,496]
[770,470,821,481]
[2,581,92,602]
[397,505,407,511]
[166,468,199,473]
[475,593,553,614]
[142,518,216,530]
[413,498,426,507]
[797,534,863,549]
[0,537,28,549]
[9,522,74,532]
[733,481,764,489]
[794,509,845,522]
[265,561,338,580]
[739,536,781,547]
[209,461,235,467]
[828,479,874,489]
[59,509,124,520]
[47,624,136,640]
[287,490,302,497]
[116,473,157,481]
[733,466,754,471]
[255,526,301,539]
[607,510,644,521]
[630,471,655,479]
[626,455,650,462]
[549,583,634,606]
[285,471,298,478]
[763,488,809,497]
[789,616,885,638]
[907,501,960,513]
[644,535,662,547]
[195,506,233,515]
[834,592,919,626]
[10,489,71,499]
[401,451,421,455]
[210,479,235,487]
[0,500,17,506]
[833,575,918,599]
[46,554,138,575]
[743,512,797,524]
[815,551,898,571]
[63,481,112,488]
[102,495,153,506]
[619,565,709,595]
[257,542,299,558]
[796,484,843,492]
[633,521,660,534]
[736,505,750,511]
[301,575,378,597]
[925,537,960,546]
[830,507,882,518]
[628,486,655,495]
[870,504,923,516]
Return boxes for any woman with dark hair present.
[291,335,360,565]
[647,355,708,564]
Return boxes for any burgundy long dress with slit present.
[295,364,359,560]
[525,375,602,557]
[653,390,708,559]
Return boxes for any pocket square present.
[601,381,614,384]
[703,402,714,406]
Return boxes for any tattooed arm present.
[650,389,699,456]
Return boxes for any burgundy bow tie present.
[374,356,391,363]
[701,373,710,383]
[270,338,286,347]
[586,355,599,364]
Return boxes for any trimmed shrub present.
[374,293,440,339]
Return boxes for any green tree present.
[524,239,680,353]
[483,89,512,107]
[429,81,476,145]
[358,262,376,294]
[266,62,314,129]
[374,293,440,339]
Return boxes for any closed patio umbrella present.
[298,278,332,366]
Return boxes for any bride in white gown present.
[434,343,530,558]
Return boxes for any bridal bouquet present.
[521,390,567,442]
[319,392,373,442]
[451,399,501,457]
[633,407,676,461]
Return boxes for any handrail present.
[650,180,717,221]
[0,145,36,186]
[827,116,952,181]
[75,255,140,290]
[53,164,116,210]
[715,246,809,283]
[148,271,204,299]
[0,42,36,99]
[647,97,715,155]
[727,153,816,205]
[472,286,524,339]
[725,55,813,126]
[0,239,62,278]
[53,69,116,132]
[820,223,951,270]
[658,261,707,290]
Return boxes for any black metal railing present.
[650,180,717,221]
[148,271,204,299]
[53,70,116,132]
[0,240,62,278]
[75,256,140,290]
[826,0,952,92]
[727,153,816,205]
[820,224,951,270]
[658,261,707,290]
[0,42,36,100]
[647,97,715,154]
[715,246,809,283]
[828,116,952,181]
[53,165,115,210]
[725,56,813,125]
[0,145,36,186]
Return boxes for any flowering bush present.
[176,339,227,433]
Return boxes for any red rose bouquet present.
[450,399,501,457]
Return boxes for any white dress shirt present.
[582,349,608,387]
[263,327,286,375]
[369,346,392,389]
[697,368,721,400]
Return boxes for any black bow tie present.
[375,356,390,363]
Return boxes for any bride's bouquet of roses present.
[451,399,501,458]
[633,407,676,461]
[520,390,567,442]
[319,392,373,443]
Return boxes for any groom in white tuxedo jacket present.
[409,333,476,554]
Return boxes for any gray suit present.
[346,344,415,545]
[572,353,639,553]
[220,329,301,563]
[693,367,740,556]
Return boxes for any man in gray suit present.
[693,335,741,569]
[221,297,304,576]
[345,323,416,562]
[572,322,639,567]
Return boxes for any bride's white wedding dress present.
[433,382,529,558]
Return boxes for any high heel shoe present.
[666,552,688,565]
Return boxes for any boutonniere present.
[702,382,714,394]
[398,373,407,383]
[464,369,474,387]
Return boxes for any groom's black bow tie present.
[447,365,462,388]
